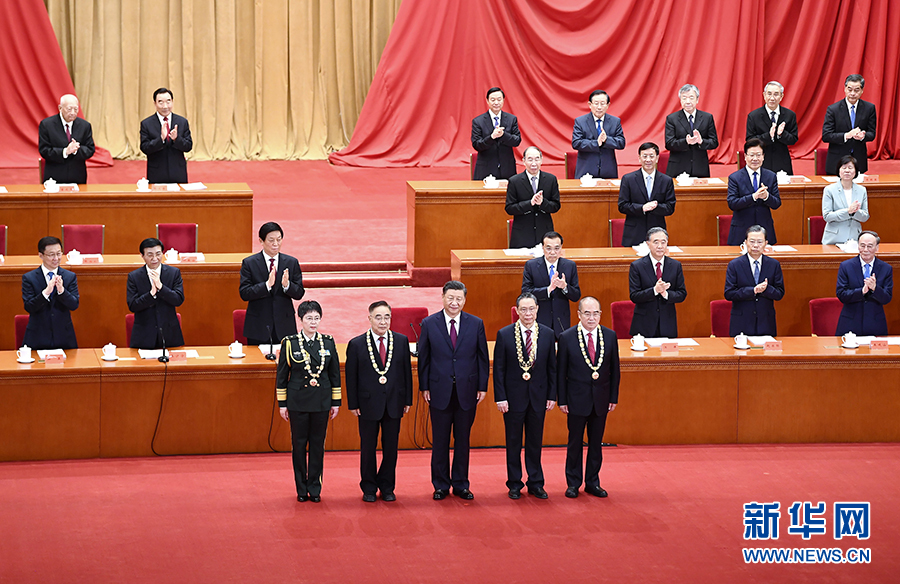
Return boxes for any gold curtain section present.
[43,0,401,160]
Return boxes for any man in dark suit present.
[505,146,561,248]
[471,87,521,180]
[239,222,305,345]
[558,297,620,499]
[629,227,687,337]
[745,81,799,174]
[38,94,95,184]
[345,301,413,502]
[617,142,677,246]
[21,236,79,349]
[494,293,556,500]
[665,84,719,177]
[418,281,489,500]
[822,74,877,175]
[836,231,893,336]
[572,90,626,179]
[521,231,581,337]
[139,87,193,183]
[126,238,185,349]
[727,139,781,245]
[724,226,784,336]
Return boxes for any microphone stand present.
[265,325,277,361]
[158,325,169,363]
[408,322,420,357]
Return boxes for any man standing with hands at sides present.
[240,222,305,346]
[522,231,581,337]
[835,231,893,336]
[617,142,677,246]
[629,228,687,338]
[471,87,521,180]
[345,301,413,503]
[140,88,192,183]
[572,90,626,179]
[665,84,719,177]
[506,147,561,248]
[724,226,784,337]
[494,293,556,500]
[558,297,619,499]
[276,301,341,503]
[823,74,877,176]
[22,236,79,349]
[727,139,781,246]
[126,238,185,349]
[38,94,95,183]
[745,81,799,174]
[418,281,490,501]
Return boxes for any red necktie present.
[450,319,457,348]
[65,123,71,142]
[656,261,662,280]
[587,332,595,362]
[163,116,169,140]
[524,328,532,355]
[269,257,275,272]
[379,336,387,365]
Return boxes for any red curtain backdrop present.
[330,0,900,168]
[0,0,111,169]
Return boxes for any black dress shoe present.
[362,494,377,503]
[527,486,549,499]
[433,489,450,500]
[453,488,475,500]
[508,488,521,500]
[309,494,322,503]
[564,487,579,498]
[585,485,608,498]
[381,492,396,502]
[297,494,308,502]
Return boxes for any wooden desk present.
[408,176,900,268]
[0,183,253,255]
[451,245,900,340]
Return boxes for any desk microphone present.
[265,325,277,361]
[408,322,420,357]
[158,325,169,363]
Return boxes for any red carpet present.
[1,443,897,583]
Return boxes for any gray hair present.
[678,84,700,99]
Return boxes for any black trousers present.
[289,410,329,497]
[358,413,402,495]
[503,406,546,490]
[565,406,609,489]
[429,387,477,491]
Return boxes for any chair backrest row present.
[10,224,199,256]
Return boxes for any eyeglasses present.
[42,252,63,258]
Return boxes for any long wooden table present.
[4,337,899,462]
[0,183,253,255]
[409,175,900,268]
[451,244,900,340]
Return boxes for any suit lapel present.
[532,260,550,287]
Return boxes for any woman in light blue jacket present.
[822,155,868,245]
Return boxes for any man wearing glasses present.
[22,236,80,349]
[727,139,781,246]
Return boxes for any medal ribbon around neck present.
[577,323,604,376]
[299,332,327,385]
[514,321,538,376]
[366,330,394,384]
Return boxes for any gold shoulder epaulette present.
[322,334,334,340]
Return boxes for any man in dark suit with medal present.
[276,301,341,503]
[38,94,95,183]
[418,281,490,500]
[346,301,413,502]
[557,297,620,499]
[493,293,557,500]
[629,227,687,338]
[471,87,521,180]
[126,238,185,349]
[139,87,192,183]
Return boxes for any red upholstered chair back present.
[469,152,477,180]
[157,223,198,253]
[716,215,732,246]
[808,216,826,245]
[233,310,248,344]
[815,147,828,175]
[510,306,518,324]
[809,298,842,337]
[565,151,578,179]
[610,301,634,339]
[61,224,104,254]
[39,157,45,182]
[658,151,670,174]
[389,307,428,341]
[609,219,625,248]
[710,300,732,337]
[15,315,29,348]
[736,150,746,169]
[126,313,181,346]
[0,224,7,255]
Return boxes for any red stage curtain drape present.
[0,0,111,169]
[330,0,900,168]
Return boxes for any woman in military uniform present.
[276,300,341,502]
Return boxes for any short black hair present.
[368,300,391,313]
[638,142,659,156]
[522,146,542,159]
[258,222,283,240]
[442,280,467,296]
[516,292,537,307]
[486,87,504,99]
[153,87,173,101]
[297,300,323,319]
[838,155,858,170]
[542,231,563,245]
[38,236,62,254]
[859,230,880,244]
[744,138,764,154]
[589,90,610,104]
[845,74,865,89]
[140,237,164,254]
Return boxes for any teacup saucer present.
[630,346,648,352]
[101,355,119,361]
[733,344,751,350]
[229,353,245,359]
[17,357,36,363]
[841,343,860,349]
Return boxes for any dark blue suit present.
[139,112,192,183]
[521,257,581,336]
[822,99,876,175]
[418,310,489,491]
[724,255,784,336]
[835,257,893,336]
[727,167,781,245]
[126,264,185,348]
[629,255,687,337]
[493,322,557,490]
[572,113,626,179]
[22,267,79,349]
[617,169,677,246]
[471,111,521,180]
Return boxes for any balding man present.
[38,94,95,183]
[505,147,561,248]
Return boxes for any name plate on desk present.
[692,178,708,186]
[168,350,188,361]
[82,254,103,264]
[58,185,77,192]
[151,184,168,191]
[764,341,783,351]
[863,175,880,183]
[660,342,679,353]
[790,176,807,184]
[870,339,889,350]
[179,253,204,262]
[44,353,66,364]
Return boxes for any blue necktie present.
[689,114,694,132]
[548,264,555,281]
[752,171,758,191]
[493,116,499,128]
[753,261,760,285]
[646,174,653,199]
[864,263,870,279]
[850,104,856,127]
[48,271,56,296]
[596,118,602,135]
[770,111,776,125]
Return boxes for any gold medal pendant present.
[379,375,387,385]
[310,378,319,386]
[522,371,531,381]
[591,371,600,380]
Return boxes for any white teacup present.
[229,341,243,356]
[841,332,858,347]
[734,333,749,347]
[579,174,596,187]
[164,249,179,263]
[137,177,150,190]
[66,250,82,264]
[483,175,499,188]
[102,343,117,359]
[44,178,59,192]
[17,345,32,361]
[630,334,646,350]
